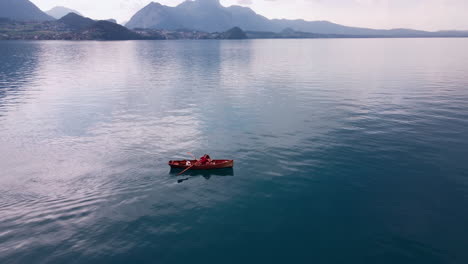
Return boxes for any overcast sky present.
[31,0,468,31]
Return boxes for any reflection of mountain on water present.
[0,42,41,109]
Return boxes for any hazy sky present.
[31,0,468,31]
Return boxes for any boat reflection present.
[170,168,235,182]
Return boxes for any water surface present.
[1,39,468,264]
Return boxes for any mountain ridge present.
[46,6,82,19]
[126,0,457,36]
[0,0,54,21]
[0,11,248,41]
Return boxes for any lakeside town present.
[0,14,248,41]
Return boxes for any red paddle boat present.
[168,159,234,170]
[169,154,233,175]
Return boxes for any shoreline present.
[1,36,468,41]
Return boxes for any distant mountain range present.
[46,6,82,19]
[46,6,117,24]
[57,13,141,40]
[0,0,54,21]
[127,0,468,37]
[0,11,245,41]
[58,12,95,30]
[0,0,467,40]
[126,0,271,32]
[0,12,144,40]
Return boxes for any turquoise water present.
[1,39,468,264]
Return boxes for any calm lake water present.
[1,39,468,264]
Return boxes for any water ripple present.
[1,39,468,263]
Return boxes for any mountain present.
[221,27,247,39]
[0,0,54,21]
[266,19,433,36]
[0,10,256,41]
[0,17,11,24]
[56,13,141,40]
[58,13,95,30]
[126,0,447,36]
[86,20,142,40]
[126,0,271,32]
[46,6,82,19]
[124,0,381,33]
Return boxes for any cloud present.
[237,0,253,4]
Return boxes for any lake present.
[1,39,468,264]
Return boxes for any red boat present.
[168,160,234,170]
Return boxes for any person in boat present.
[199,154,212,165]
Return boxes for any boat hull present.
[168,160,234,170]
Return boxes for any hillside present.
[126,0,460,37]
[46,6,82,19]
[0,12,247,40]
[0,0,54,21]
[58,12,94,30]
[86,20,142,40]
[126,0,270,32]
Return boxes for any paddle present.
[187,152,197,160]
[177,161,198,176]
[177,153,199,176]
